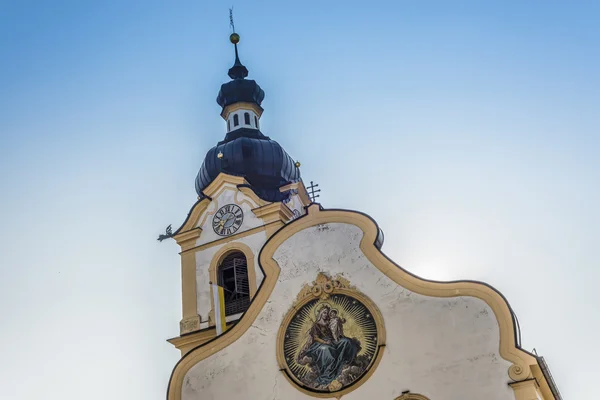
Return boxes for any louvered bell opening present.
[217,252,251,316]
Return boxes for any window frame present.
[208,243,258,325]
[217,252,251,316]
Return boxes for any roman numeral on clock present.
[213,204,243,236]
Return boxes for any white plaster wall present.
[194,184,265,247]
[194,230,267,321]
[183,223,515,400]
[227,109,259,131]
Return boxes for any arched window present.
[254,116,259,128]
[218,252,250,315]
[233,114,239,127]
[244,112,250,125]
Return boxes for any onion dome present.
[195,32,301,202]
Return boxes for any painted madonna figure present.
[297,304,362,389]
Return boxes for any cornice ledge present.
[279,181,311,206]
[202,173,249,199]
[251,202,294,223]
[173,227,202,251]
[221,102,264,119]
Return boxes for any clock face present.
[213,204,244,236]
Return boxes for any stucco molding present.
[395,393,430,400]
[179,221,280,256]
[173,174,270,249]
[509,378,542,399]
[221,101,264,120]
[173,198,211,237]
[167,204,536,400]
[202,173,248,199]
[279,181,311,207]
[252,202,294,224]
[168,322,236,357]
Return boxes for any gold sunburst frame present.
[276,273,386,398]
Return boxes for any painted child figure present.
[329,309,346,343]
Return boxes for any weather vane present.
[229,7,235,32]
[157,224,174,242]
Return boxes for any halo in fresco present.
[282,293,380,393]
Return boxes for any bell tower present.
[166,29,310,355]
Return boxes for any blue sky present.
[1,1,598,399]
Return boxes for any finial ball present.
[230,33,240,44]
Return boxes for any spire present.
[216,10,264,112]
[228,9,248,80]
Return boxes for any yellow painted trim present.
[510,379,543,400]
[171,174,273,334]
[168,321,238,357]
[173,228,201,252]
[195,177,268,237]
[220,102,264,120]
[174,199,211,238]
[175,174,269,242]
[168,328,217,356]
[174,227,203,334]
[530,363,557,400]
[180,221,279,255]
[196,202,217,233]
[207,242,259,327]
[178,246,201,334]
[167,205,536,399]
[217,285,226,333]
[234,188,261,210]
[394,393,429,400]
[395,394,430,400]
[275,273,386,398]
[252,202,294,224]
[207,181,263,212]
[202,173,248,199]
[167,233,280,400]
[238,185,269,207]
[279,181,311,207]
[264,220,284,237]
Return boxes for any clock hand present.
[223,213,235,225]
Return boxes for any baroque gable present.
[167,204,548,400]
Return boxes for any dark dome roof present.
[216,36,265,110]
[197,33,300,201]
[195,128,301,202]
[217,79,265,109]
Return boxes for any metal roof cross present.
[307,181,321,202]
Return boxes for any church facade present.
[164,31,562,400]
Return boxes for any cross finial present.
[307,181,321,202]
[226,7,247,79]
[229,7,235,33]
